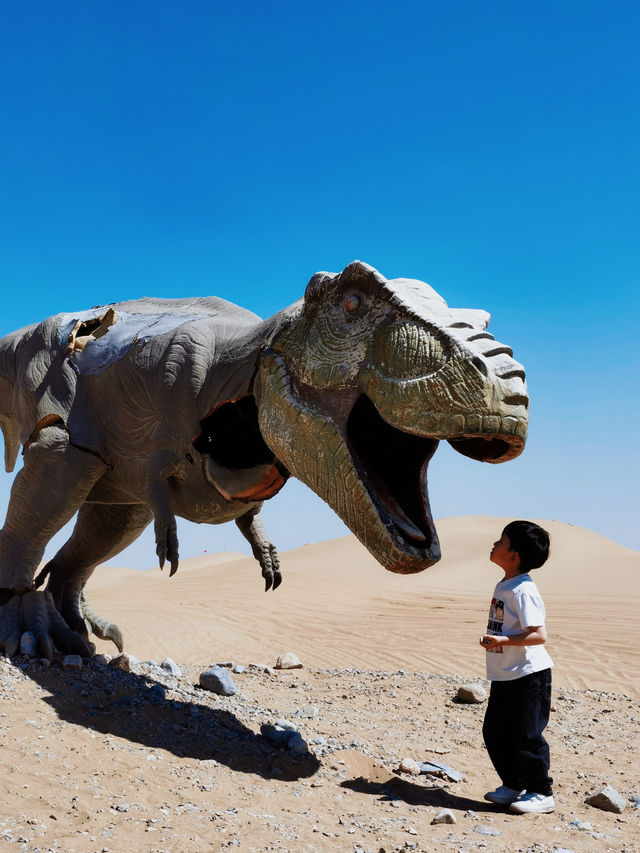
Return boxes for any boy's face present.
[490,530,519,572]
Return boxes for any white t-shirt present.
[485,573,554,682]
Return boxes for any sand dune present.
[89,516,640,698]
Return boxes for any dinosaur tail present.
[0,331,22,473]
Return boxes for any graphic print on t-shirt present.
[486,597,504,653]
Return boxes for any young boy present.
[479,520,554,814]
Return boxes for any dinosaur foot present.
[0,589,93,660]
[261,544,282,592]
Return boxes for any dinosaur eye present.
[344,294,361,312]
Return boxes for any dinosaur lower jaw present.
[346,395,440,568]
[345,395,526,570]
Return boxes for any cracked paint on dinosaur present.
[0,261,529,658]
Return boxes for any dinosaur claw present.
[272,572,282,591]
[169,561,178,577]
[264,575,273,592]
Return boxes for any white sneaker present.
[484,785,524,805]
[509,792,555,814]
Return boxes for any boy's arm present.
[480,624,547,650]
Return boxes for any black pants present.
[482,668,553,796]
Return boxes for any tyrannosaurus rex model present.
[0,262,529,657]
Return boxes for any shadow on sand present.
[342,776,497,813]
[21,659,319,782]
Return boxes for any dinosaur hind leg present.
[0,425,107,659]
[41,502,152,652]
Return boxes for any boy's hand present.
[480,634,504,650]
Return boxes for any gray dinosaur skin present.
[0,261,529,658]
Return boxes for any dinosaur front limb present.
[146,452,182,576]
[235,507,282,591]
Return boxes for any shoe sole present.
[509,804,555,814]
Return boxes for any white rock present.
[398,757,421,775]
[63,655,83,671]
[431,808,456,824]
[160,657,182,677]
[585,784,626,813]
[109,653,139,673]
[457,683,487,703]
[275,652,303,669]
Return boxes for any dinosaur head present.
[256,261,528,573]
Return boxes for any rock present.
[109,653,140,673]
[199,666,237,696]
[93,654,109,666]
[474,824,500,836]
[216,661,234,668]
[456,683,487,703]
[160,657,182,677]
[431,808,456,824]
[275,718,298,731]
[569,819,593,830]
[275,652,303,669]
[296,705,319,719]
[585,784,626,813]
[147,683,166,702]
[260,723,309,755]
[248,662,271,673]
[63,655,83,671]
[19,632,37,657]
[630,794,640,809]
[398,758,421,775]
[232,664,245,674]
[419,760,463,782]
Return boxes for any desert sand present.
[0,516,638,852]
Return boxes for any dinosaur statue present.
[0,261,529,658]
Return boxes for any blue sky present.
[0,1,638,568]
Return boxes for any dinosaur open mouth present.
[346,395,439,558]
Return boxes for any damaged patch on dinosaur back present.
[58,308,207,375]
[66,307,118,354]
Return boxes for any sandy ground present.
[0,516,638,852]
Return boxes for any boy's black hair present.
[503,520,550,573]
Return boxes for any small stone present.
[585,784,626,813]
[275,718,298,731]
[275,652,303,669]
[474,824,500,836]
[93,654,109,666]
[63,655,83,671]
[109,653,139,673]
[160,657,182,677]
[199,666,237,696]
[419,760,463,782]
[19,632,37,657]
[398,758,421,776]
[569,818,593,830]
[456,683,487,703]
[300,705,319,718]
[216,661,234,668]
[431,808,456,825]
[232,664,245,674]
